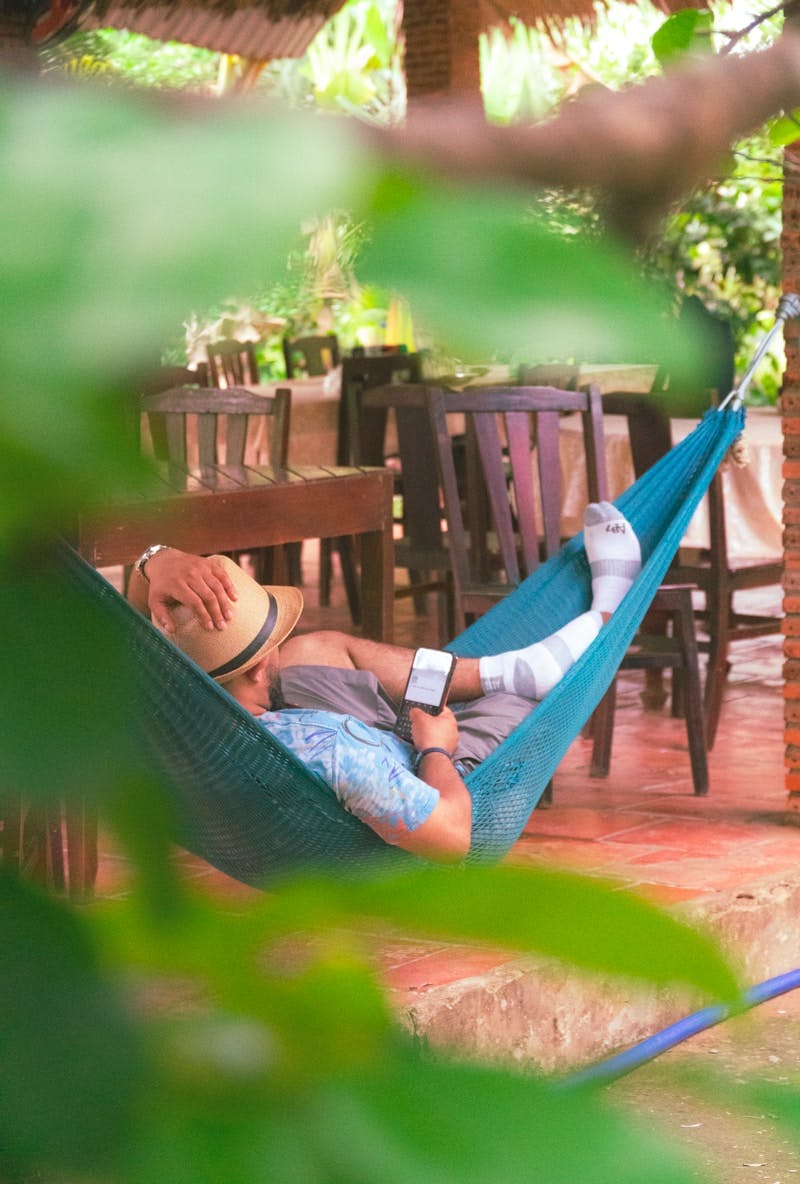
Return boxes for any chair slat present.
[503,412,540,576]
[473,410,521,587]
[534,410,562,557]
[206,340,260,388]
[164,414,188,466]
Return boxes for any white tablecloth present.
[559,406,782,560]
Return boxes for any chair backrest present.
[206,340,260,388]
[427,384,608,632]
[140,386,290,474]
[361,382,448,559]
[339,352,422,466]
[601,391,674,478]
[282,334,340,378]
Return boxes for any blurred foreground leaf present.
[295,1053,700,1184]
[360,172,704,381]
[0,73,370,543]
[0,546,138,800]
[0,873,145,1175]
[95,864,740,1013]
[1,69,717,550]
[273,865,741,1002]
[90,882,710,1184]
[95,1036,703,1184]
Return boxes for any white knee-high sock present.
[479,610,604,700]
[583,501,641,614]
[477,504,641,701]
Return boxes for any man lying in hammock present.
[128,503,641,863]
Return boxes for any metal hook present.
[718,292,799,411]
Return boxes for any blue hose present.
[561,967,800,1089]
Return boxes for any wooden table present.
[78,461,395,642]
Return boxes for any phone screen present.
[394,648,456,741]
[405,649,454,706]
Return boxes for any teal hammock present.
[56,402,745,886]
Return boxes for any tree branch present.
[371,31,800,241]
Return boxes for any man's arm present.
[281,632,484,703]
[372,707,472,862]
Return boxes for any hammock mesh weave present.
[60,405,745,885]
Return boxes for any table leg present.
[359,526,394,643]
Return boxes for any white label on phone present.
[405,648,454,706]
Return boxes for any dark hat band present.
[208,592,278,679]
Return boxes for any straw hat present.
[161,554,303,684]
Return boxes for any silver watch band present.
[133,544,170,582]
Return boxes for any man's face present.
[265,649,285,711]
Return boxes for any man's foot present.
[583,502,641,614]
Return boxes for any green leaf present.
[0,76,373,543]
[0,546,141,802]
[255,864,740,1002]
[0,873,146,1174]
[359,172,704,384]
[652,9,714,67]
[768,109,800,148]
[303,1054,700,1184]
[122,1045,701,1184]
[362,1,393,69]
[92,887,397,1090]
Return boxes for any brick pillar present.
[402,0,482,101]
[782,141,800,813]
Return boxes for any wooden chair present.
[426,384,708,794]
[206,340,260,388]
[520,372,711,788]
[603,390,782,749]
[283,333,340,377]
[320,351,423,625]
[140,385,292,582]
[363,382,455,645]
[281,334,340,584]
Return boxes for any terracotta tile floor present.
[95,556,796,1003]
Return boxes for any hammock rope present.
[56,398,745,885]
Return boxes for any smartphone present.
[394,647,457,742]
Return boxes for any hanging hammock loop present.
[719,292,800,412]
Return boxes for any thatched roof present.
[27,0,346,56]
[26,0,696,58]
[481,0,694,26]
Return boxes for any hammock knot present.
[727,435,750,469]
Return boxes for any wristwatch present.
[133,543,170,582]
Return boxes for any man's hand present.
[143,549,238,633]
[409,706,458,756]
